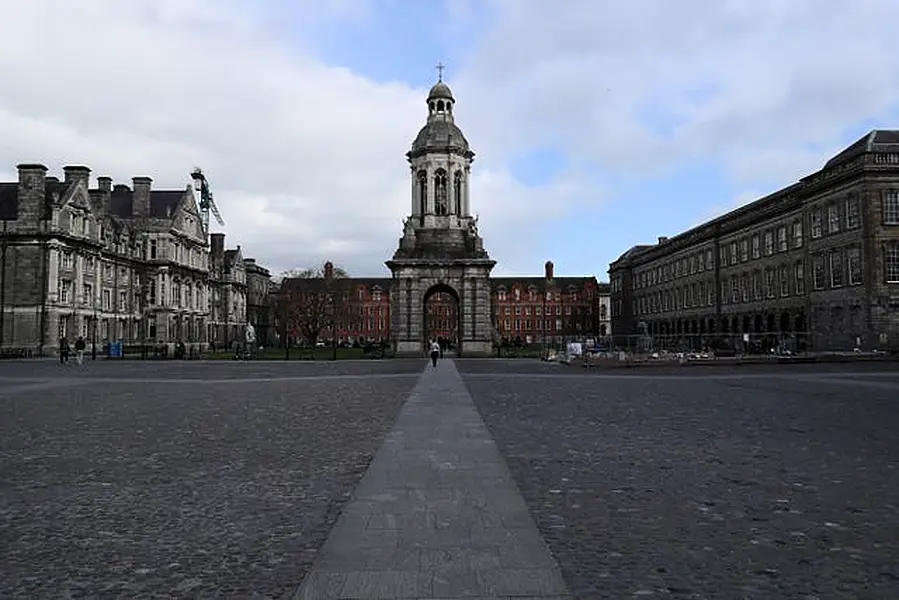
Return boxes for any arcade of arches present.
[643,309,808,351]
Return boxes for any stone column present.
[410,167,418,217]
[426,168,435,215]
[463,167,471,217]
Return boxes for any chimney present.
[324,261,334,279]
[544,260,554,280]
[132,176,152,218]
[210,232,225,258]
[63,165,91,189]
[658,236,668,244]
[16,163,49,223]
[97,176,112,193]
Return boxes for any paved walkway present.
[294,359,571,599]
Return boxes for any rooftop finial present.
[435,62,445,82]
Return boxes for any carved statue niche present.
[453,171,463,214]
[434,169,448,216]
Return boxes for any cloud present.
[459,0,899,184]
[2,0,898,282]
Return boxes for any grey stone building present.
[244,258,273,347]
[207,233,248,349]
[385,77,496,356]
[0,164,266,355]
[609,130,899,352]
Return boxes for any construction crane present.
[190,168,225,233]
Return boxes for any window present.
[753,271,762,300]
[846,195,860,229]
[148,316,157,339]
[740,239,749,262]
[777,227,788,252]
[763,231,773,255]
[59,280,71,303]
[514,306,521,315]
[535,306,542,316]
[741,273,749,302]
[119,291,127,311]
[720,247,728,267]
[751,235,760,259]
[884,190,899,224]
[720,279,728,304]
[102,289,111,311]
[779,266,789,297]
[795,262,805,294]
[498,290,506,301]
[793,221,803,248]
[149,279,157,304]
[847,247,862,285]
[811,210,823,238]
[706,249,713,267]
[812,255,825,290]
[885,243,899,283]
[150,239,157,259]
[514,289,521,301]
[372,290,381,301]
[828,204,840,234]
[765,269,775,298]
[62,252,72,269]
[830,251,844,287]
[83,283,93,305]
[730,242,738,265]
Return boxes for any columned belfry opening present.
[386,67,495,356]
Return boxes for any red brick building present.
[491,261,608,345]
[277,261,609,347]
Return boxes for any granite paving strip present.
[294,359,572,600]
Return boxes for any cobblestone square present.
[3,359,899,598]
[0,360,423,599]
[458,361,899,599]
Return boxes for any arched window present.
[453,171,462,214]
[434,170,448,215]
[417,170,428,214]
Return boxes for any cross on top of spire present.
[435,62,445,82]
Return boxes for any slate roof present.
[491,276,603,292]
[0,183,17,220]
[824,130,899,169]
[0,176,189,221]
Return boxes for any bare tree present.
[278,262,349,356]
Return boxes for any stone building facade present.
[244,257,273,347]
[276,80,610,351]
[385,77,496,356]
[0,163,267,355]
[608,130,899,352]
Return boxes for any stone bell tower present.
[386,71,496,356]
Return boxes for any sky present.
[2,0,899,279]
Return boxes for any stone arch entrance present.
[423,284,460,352]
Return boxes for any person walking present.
[429,339,441,368]
[74,335,86,365]
[59,338,70,364]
